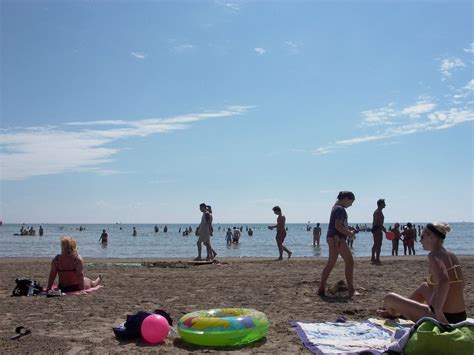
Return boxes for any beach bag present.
[391,317,474,355]
[12,278,43,296]
[113,309,172,340]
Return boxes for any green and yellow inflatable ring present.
[177,308,269,346]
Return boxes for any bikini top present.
[426,264,463,286]
[54,254,78,273]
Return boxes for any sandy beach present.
[0,256,472,354]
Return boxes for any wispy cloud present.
[130,52,146,59]
[284,41,300,55]
[401,98,437,118]
[0,106,254,181]
[439,57,466,79]
[360,103,397,126]
[172,44,195,53]
[254,47,266,55]
[215,1,240,12]
[463,42,474,53]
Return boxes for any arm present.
[428,254,450,324]
[75,256,85,290]
[335,218,354,237]
[47,258,58,290]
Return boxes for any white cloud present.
[214,1,240,12]
[130,52,146,59]
[254,47,266,55]
[401,100,436,118]
[335,134,389,146]
[463,42,474,53]
[439,57,466,79]
[360,103,397,126]
[284,41,300,55]
[172,44,195,53]
[0,106,254,181]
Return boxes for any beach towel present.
[291,318,413,354]
[47,284,103,296]
[291,320,393,354]
[387,317,474,355]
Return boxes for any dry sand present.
[0,256,472,354]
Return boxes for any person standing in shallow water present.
[313,223,321,247]
[268,206,292,260]
[318,191,357,297]
[371,199,386,264]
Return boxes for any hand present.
[267,226,272,230]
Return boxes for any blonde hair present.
[426,222,451,240]
[61,236,78,256]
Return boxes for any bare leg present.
[195,241,202,261]
[338,241,355,295]
[409,282,433,303]
[383,292,432,322]
[83,276,101,290]
[318,238,339,295]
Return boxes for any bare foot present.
[348,288,360,297]
[376,308,399,319]
[193,257,202,261]
[317,288,325,296]
[288,251,292,259]
[276,257,283,261]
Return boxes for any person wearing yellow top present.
[379,223,466,324]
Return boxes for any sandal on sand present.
[11,326,31,340]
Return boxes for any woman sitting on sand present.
[46,236,102,292]
[379,223,466,324]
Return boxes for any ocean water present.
[0,223,472,259]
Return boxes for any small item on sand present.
[10,326,31,340]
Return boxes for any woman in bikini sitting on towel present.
[380,223,466,324]
[46,236,102,292]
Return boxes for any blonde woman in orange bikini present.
[380,223,466,324]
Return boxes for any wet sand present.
[0,256,472,354]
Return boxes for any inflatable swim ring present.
[386,231,395,240]
[178,308,269,346]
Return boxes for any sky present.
[1,0,473,224]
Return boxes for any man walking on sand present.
[195,203,213,261]
[371,199,386,264]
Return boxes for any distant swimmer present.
[39,225,44,237]
[163,225,168,233]
[248,227,254,236]
[154,225,159,233]
[132,227,137,236]
[99,229,108,244]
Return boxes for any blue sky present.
[1,0,473,223]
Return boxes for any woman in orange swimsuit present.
[380,223,466,324]
[46,236,102,292]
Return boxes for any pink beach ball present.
[141,314,170,344]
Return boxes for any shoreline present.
[0,255,439,264]
[1,257,472,353]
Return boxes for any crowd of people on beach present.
[29,189,466,335]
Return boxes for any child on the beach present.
[379,223,466,324]
[390,223,401,256]
[225,228,232,245]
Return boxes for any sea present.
[1,222,472,259]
